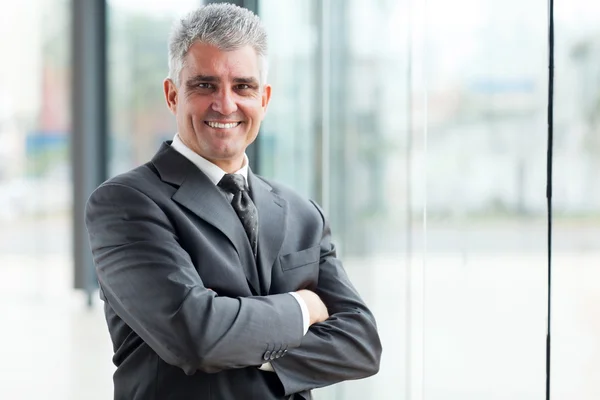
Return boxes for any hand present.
[295,289,329,326]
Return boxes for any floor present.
[0,256,114,400]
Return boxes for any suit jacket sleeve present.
[271,200,382,395]
[85,182,304,375]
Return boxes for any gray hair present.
[168,3,269,87]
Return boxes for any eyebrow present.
[232,77,259,86]
[186,75,219,86]
[185,75,259,86]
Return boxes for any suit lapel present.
[248,171,287,294]
[151,143,260,295]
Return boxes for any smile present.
[205,121,242,129]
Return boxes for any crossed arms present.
[85,182,381,394]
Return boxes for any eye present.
[197,83,214,89]
[235,84,251,90]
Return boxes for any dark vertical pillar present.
[72,0,108,306]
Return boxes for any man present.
[85,4,381,400]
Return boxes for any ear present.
[261,84,272,114]
[164,78,179,115]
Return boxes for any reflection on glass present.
[554,1,600,399]
[260,1,412,399]
[108,0,200,175]
[417,1,549,399]
[259,0,319,199]
[258,0,600,399]
[0,1,74,396]
[0,0,72,296]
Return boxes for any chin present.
[208,146,239,159]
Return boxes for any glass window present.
[259,0,320,198]
[108,0,202,176]
[554,1,600,398]
[417,0,548,398]
[258,0,569,399]
[260,0,414,398]
[0,0,75,398]
[0,0,72,298]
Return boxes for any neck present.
[178,134,246,173]
[213,157,245,174]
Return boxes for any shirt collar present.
[170,133,249,186]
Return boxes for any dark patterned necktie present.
[218,174,258,256]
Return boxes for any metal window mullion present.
[72,0,108,305]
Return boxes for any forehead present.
[182,42,260,80]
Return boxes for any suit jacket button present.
[269,352,277,360]
[263,351,271,361]
[277,350,284,357]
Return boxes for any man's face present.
[164,42,271,172]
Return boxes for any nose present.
[211,88,238,116]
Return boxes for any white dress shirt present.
[171,134,309,371]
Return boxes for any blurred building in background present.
[1,0,600,399]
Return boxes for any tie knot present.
[218,173,247,194]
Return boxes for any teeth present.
[207,121,239,129]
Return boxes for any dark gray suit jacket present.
[85,142,381,400]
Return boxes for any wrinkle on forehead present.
[182,42,261,84]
